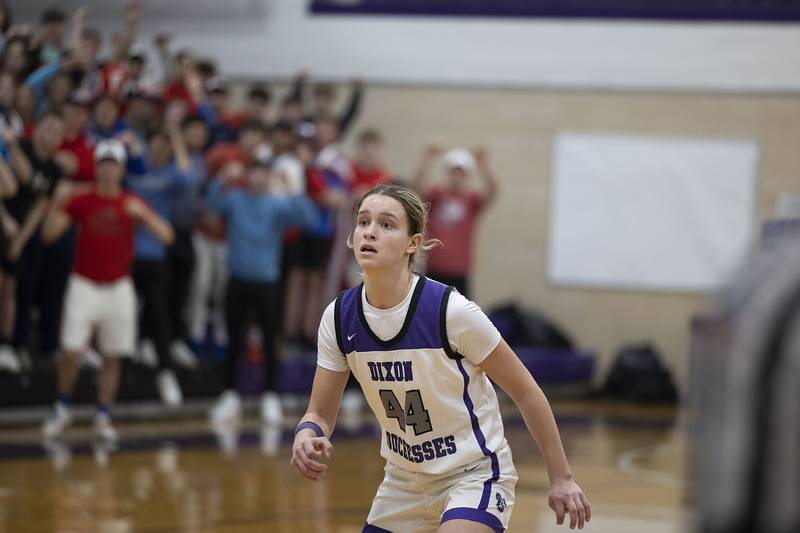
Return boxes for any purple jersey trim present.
[441,507,504,532]
[362,523,392,532]
[456,357,500,510]
[336,277,452,354]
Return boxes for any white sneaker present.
[341,389,364,416]
[282,394,300,415]
[209,390,241,426]
[212,424,239,458]
[170,340,198,369]
[260,392,283,425]
[0,345,20,374]
[156,369,183,407]
[339,389,364,432]
[260,425,281,457]
[137,340,158,368]
[42,403,72,439]
[81,347,102,370]
[94,412,119,444]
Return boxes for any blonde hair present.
[348,183,441,272]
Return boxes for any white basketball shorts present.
[364,442,517,532]
[60,274,136,356]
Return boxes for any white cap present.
[272,155,305,195]
[94,139,127,165]
[443,148,476,175]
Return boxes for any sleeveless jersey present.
[334,276,507,475]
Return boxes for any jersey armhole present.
[333,292,346,357]
[440,286,463,360]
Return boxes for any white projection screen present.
[548,133,759,292]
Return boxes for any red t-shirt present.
[65,190,138,282]
[60,133,96,183]
[98,62,130,99]
[350,162,390,193]
[425,188,485,276]
[162,82,197,113]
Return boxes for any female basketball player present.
[291,184,590,531]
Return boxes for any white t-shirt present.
[317,275,501,372]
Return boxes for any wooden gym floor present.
[0,400,688,532]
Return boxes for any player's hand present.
[548,476,590,529]
[124,197,149,221]
[290,435,332,482]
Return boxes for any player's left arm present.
[480,340,591,529]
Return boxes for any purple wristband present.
[295,421,324,438]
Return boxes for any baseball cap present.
[128,43,147,62]
[443,148,476,175]
[94,139,127,165]
[251,144,274,169]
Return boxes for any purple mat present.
[514,346,595,384]
[238,345,595,395]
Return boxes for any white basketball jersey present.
[333,276,507,475]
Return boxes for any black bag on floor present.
[487,303,574,350]
[603,343,678,403]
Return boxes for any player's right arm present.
[291,366,349,481]
[292,300,351,481]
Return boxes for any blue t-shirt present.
[125,159,193,260]
[205,180,318,283]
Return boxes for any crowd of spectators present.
[0,2,499,437]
